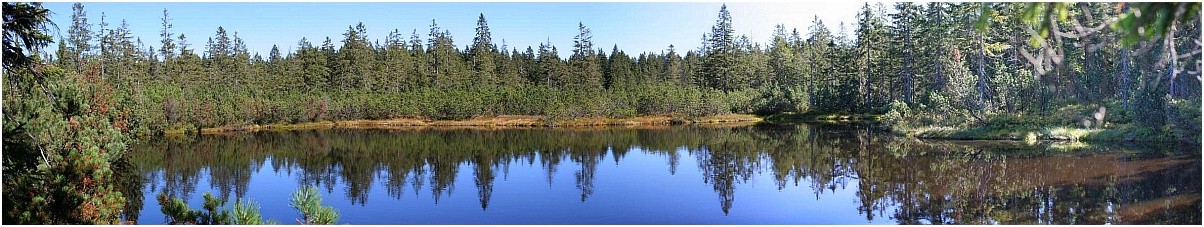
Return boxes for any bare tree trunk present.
[935,50,945,92]
[975,33,992,113]
[1168,27,1178,99]
[1120,48,1132,109]
[902,23,914,104]
[1009,37,1022,112]
[864,60,872,112]
[808,52,816,109]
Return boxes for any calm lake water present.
[122,123,1201,224]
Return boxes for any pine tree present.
[662,45,684,86]
[769,24,796,88]
[703,4,736,92]
[889,2,920,103]
[295,38,329,90]
[605,45,635,88]
[853,3,889,111]
[570,22,602,89]
[319,37,337,90]
[427,20,466,88]
[159,9,175,61]
[65,3,92,72]
[381,29,413,91]
[158,9,176,82]
[470,14,498,87]
[334,22,375,90]
[536,42,560,87]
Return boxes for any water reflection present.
[128,124,1200,224]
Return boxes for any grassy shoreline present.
[165,114,763,135]
[168,110,1194,144]
[893,125,1181,143]
[761,112,1194,143]
[762,112,883,123]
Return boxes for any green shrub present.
[156,192,277,225]
[157,192,230,225]
[1168,99,1201,142]
[3,67,130,224]
[1131,90,1167,130]
[290,186,339,225]
[231,199,275,225]
[882,100,910,126]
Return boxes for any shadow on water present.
[125,123,1200,224]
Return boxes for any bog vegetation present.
[32,3,1204,141]
[2,2,1199,224]
[155,186,338,225]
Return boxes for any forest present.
[25,2,1204,141]
[2,2,1201,224]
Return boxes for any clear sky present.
[40,1,867,58]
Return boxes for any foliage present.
[21,2,1195,143]
[3,66,131,224]
[2,2,54,70]
[231,199,274,225]
[881,100,910,126]
[10,1,1198,224]
[4,3,139,224]
[156,192,277,225]
[1112,3,1201,45]
[290,186,339,225]
[1167,98,1201,142]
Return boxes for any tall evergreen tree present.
[381,28,413,91]
[65,3,92,72]
[295,38,329,90]
[334,22,375,90]
[805,16,833,109]
[889,2,920,103]
[409,29,431,87]
[768,24,797,88]
[427,19,466,88]
[605,45,635,88]
[703,4,736,92]
[570,22,602,89]
[662,45,684,86]
[470,14,498,86]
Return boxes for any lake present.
[122,123,1200,224]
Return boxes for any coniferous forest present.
[3,2,1201,224]
[21,2,1204,139]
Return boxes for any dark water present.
[122,124,1201,224]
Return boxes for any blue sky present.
[41,1,865,58]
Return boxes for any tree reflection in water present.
[128,124,1200,224]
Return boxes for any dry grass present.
[170,114,763,134]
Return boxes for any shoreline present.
[165,114,764,135]
[761,112,1195,143]
[163,112,1197,144]
[892,125,1191,143]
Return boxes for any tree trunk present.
[902,23,914,104]
[1168,29,1177,99]
[976,33,991,112]
[1120,47,1132,109]
[935,45,945,93]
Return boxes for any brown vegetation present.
[171,114,762,134]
